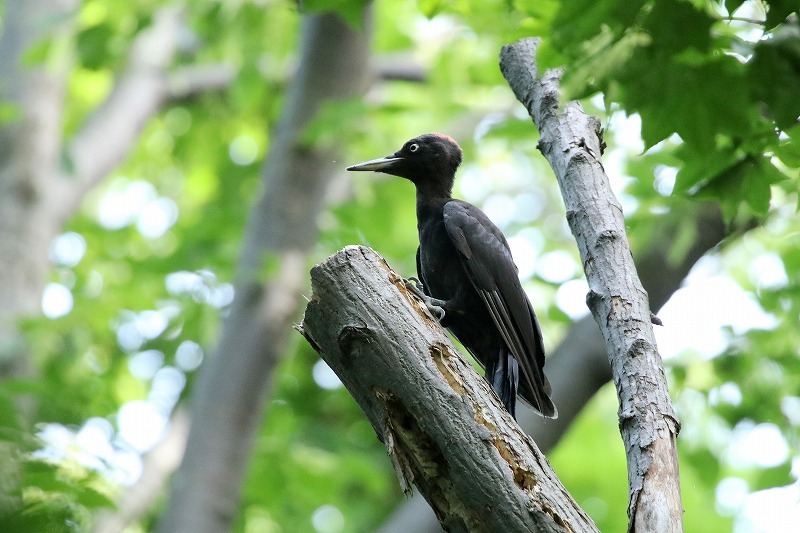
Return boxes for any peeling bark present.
[499,38,683,532]
[301,246,599,533]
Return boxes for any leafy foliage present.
[549,0,799,220]
[0,0,798,531]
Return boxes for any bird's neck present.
[413,174,454,227]
[414,176,453,202]
[415,188,451,226]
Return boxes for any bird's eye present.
[409,143,419,153]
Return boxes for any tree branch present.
[499,38,682,532]
[59,6,235,222]
[374,52,427,82]
[301,246,599,533]
[167,63,237,99]
[61,6,183,216]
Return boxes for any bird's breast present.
[418,223,465,300]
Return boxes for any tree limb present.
[60,6,236,223]
[167,63,237,99]
[58,5,184,220]
[0,1,235,380]
[499,38,682,532]
[301,245,599,533]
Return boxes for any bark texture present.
[499,38,682,532]
[301,246,599,533]
[156,11,371,533]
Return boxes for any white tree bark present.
[301,246,599,533]
[499,38,683,532]
[0,0,76,379]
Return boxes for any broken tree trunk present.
[300,245,598,533]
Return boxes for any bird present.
[347,133,557,419]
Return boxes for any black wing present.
[443,200,556,418]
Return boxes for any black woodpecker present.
[347,133,556,419]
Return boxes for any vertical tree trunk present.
[156,10,372,533]
[499,38,683,532]
[0,2,203,379]
[0,0,233,517]
[0,0,75,379]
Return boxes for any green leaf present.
[417,0,449,18]
[23,460,114,510]
[21,38,55,66]
[673,144,735,194]
[765,0,799,30]
[646,0,712,54]
[0,392,23,432]
[0,101,22,124]
[752,463,792,490]
[301,0,369,28]
[76,24,115,70]
[748,30,800,129]
[619,54,750,150]
[741,159,779,214]
[691,156,783,219]
[724,0,747,15]
[560,27,650,100]
[773,125,800,168]
[552,0,644,54]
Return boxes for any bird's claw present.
[402,277,425,298]
[404,276,424,293]
[426,303,446,321]
[401,277,446,322]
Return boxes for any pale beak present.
[346,155,403,172]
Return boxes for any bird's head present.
[347,133,463,194]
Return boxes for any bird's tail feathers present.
[519,372,558,419]
[485,351,557,420]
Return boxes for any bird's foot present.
[424,300,446,322]
[401,277,446,322]
[405,276,424,292]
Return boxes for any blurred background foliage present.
[0,0,798,531]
